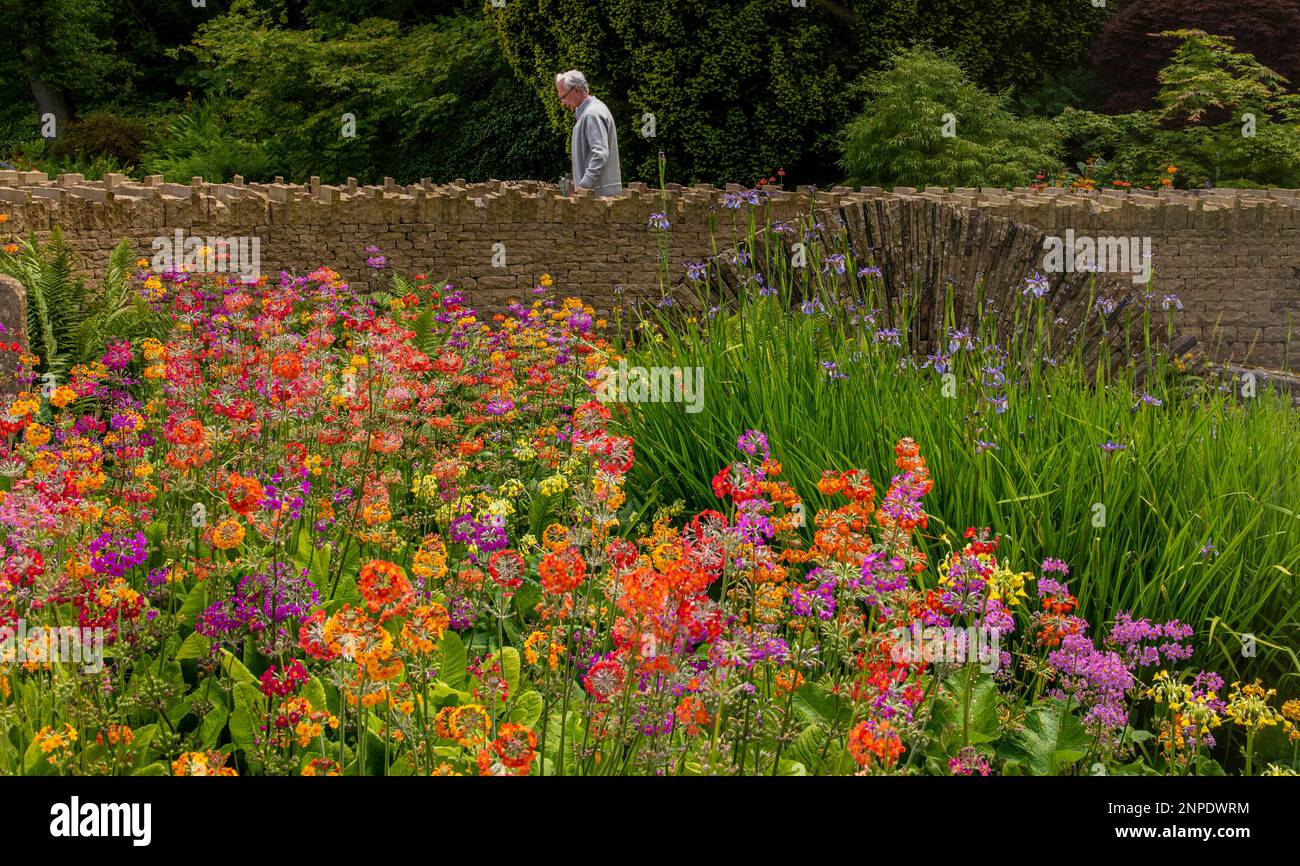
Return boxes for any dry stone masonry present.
[0,171,1297,367]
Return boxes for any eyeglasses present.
[558,86,576,101]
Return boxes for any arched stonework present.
[671,196,1202,380]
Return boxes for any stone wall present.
[1,170,1298,367]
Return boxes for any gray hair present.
[555,70,589,94]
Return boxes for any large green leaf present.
[220,649,258,686]
[929,671,1001,749]
[177,585,209,628]
[175,632,210,660]
[440,632,467,690]
[500,646,521,697]
[229,682,265,755]
[787,724,830,773]
[509,690,544,728]
[197,688,230,750]
[997,699,1091,776]
[792,682,846,728]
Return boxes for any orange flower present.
[847,719,904,769]
[541,523,570,551]
[358,559,413,620]
[449,704,490,747]
[675,695,711,736]
[226,473,263,516]
[172,751,238,776]
[411,535,449,581]
[270,351,302,380]
[538,546,587,594]
[302,757,342,776]
[489,723,538,773]
[400,603,450,654]
[210,518,245,550]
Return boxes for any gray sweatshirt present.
[570,95,622,197]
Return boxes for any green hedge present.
[493,0,1109,185]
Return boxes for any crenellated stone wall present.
[1,171,1298,367]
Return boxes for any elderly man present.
[555,70,622,197]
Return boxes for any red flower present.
[259,660,308,698]
[487,550,525,592]
[583,658,624,703]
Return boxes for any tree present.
[1060,30,1300,188]
[0,0,121,133]
[838,47,1064,189]
[492,0,1108,186]
[1089,0,1300,114]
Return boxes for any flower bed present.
[0,266,1295,776]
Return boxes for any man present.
[555,70,622,197]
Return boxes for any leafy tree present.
[838,47,1064,189]
[0,0,121,130]
[493,0,1108,186]
[183,1,552,184]
[1089,0,1300,114]
[1059,30,1300,188]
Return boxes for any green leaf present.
[132,762,170,776]
[1196,756,1226,776]
[220,649,258,686]
[440,631,467,691]
[776,759,807,776]
[197,689,230,750]
[303,677,328,713]
[500,646,521,697]
[509,690,544,728]
[792,682,845,728]
[787,724,829,772]
[178,585,209,628]
[229,682,265,755]
[997,699,1091,776]
[175,631,211,660]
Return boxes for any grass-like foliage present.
[618,248,1300,684]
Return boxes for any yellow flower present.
[34,724,78,761]
[539,474,569,497]
[1225,680,1282,732]
[411,474,440,500]
[985,567,1033,607]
